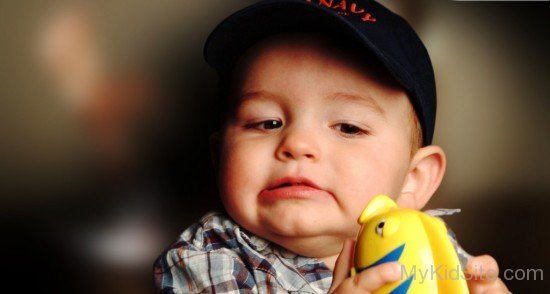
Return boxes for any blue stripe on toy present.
[390,275,414,294]
[363,243,405,270]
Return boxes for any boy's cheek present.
[219,144,269,195]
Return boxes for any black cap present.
[204,0,436,146]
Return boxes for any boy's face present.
[216,34,416,254]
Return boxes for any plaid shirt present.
[154,212,333,293]
[154,211,470,293]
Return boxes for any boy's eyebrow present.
[238,90,385,116]
[327,92,386,116]
[238,90,280,103]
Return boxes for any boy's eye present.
[332,123,368,137]
[245,119,283,130]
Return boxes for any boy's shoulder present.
[153,212,333,293]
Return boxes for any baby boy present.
[155,1,509,293]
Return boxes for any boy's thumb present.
[466,254,499,282]
[329,238,355,293]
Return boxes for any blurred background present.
[0,0,548,292]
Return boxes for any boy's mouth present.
[261,176,332,201]
[266,176,321,190]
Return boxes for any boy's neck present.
[270,235,346,271]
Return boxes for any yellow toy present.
[351,195,469,294]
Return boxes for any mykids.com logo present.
[401,264,544,284]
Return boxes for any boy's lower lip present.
[259,186,332,201]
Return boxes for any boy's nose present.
[275,126,320,162]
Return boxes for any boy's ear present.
[209,131,221,169]
[396,145,446,210]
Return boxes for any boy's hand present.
[329,239,401,293]
[329,240,511,294]
[466,255,511,294]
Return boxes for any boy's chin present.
[255,206,344,239]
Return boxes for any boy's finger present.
[468,278,511,294]
[353,262,402,291]
[466,255,500,282]
[329,238,355,292]
[466,255,511,293]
